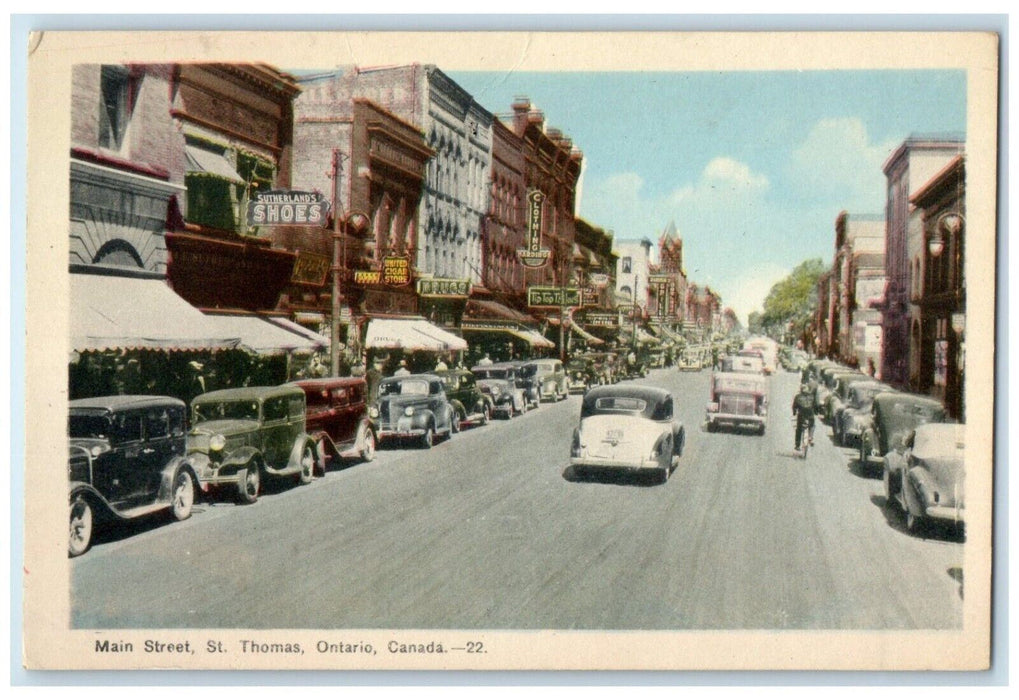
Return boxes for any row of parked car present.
[67,356,635,557]
[802,359,965,536]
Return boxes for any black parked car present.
[69,395,199,557]
[370,374,456,448]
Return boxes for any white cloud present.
[578,157,823,325]
[788,117,897,211]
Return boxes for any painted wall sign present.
[527,286,581,308]
[290,251,331,286]
[246,190,330,227]
[518,190,551,268]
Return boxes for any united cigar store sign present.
[246,190,330,227]
[353,256,412,287]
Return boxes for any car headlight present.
[404,406,415,416]
[209,434,226,452]
[90,445,103,458]
[491,386,501,396]
[369,406,379,418]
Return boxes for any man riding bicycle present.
[792,383,816,452]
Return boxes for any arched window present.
[93,239,144,268]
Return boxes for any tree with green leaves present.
[755,258,826,341]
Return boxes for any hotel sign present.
[527,286,582,308]
[518,190,551,268]
[417,278,471,298]
[246,190,330,227]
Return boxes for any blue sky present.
[448,70,966,324]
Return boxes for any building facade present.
[510,98,584,292]
[879,135,965,386]
[293,65,493,286]
[165,63,301,312]
[70,63,185,275]
[909,155,966,419]
[833,211,886,373]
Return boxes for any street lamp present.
[331,209,370,376]
[929,211,964,258]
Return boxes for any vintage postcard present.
[22,30,998,671]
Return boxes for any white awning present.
[71,273,242,351]
[365,318,468,352]
[522,328,555,349]
[185,144,245,185]
[569,321,604,345]
[264,316,330,347]
[202,313,326,355]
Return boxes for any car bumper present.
[922,504,965,524]
[378,428,428,440]
[570,455,662,472]
[707,412,765,427]
[567,381,587,393]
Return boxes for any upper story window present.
[99,65,135,151]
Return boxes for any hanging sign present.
[416,278,471,298]
[518,190,551,268]
[527,286,581,308]
[246,190,330,227]
[381,256,412,286]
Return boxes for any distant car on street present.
[68,395,199,557]
[884,423,965,535]
[827,373,878,434]
[291,377,377,474]
[472,363,529,418]
[566,356,598,393]
[570,385,685,483]
[188,385,317,504]
[522,359,569,402]
[704,371,768,435]
[370,374,456,448]
[435,368,494,430]
[834,381,894,448]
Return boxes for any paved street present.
[71,368,963,630]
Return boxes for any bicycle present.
[793,416,814,459]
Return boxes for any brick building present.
[909,155,966,419]
[70,64,185,274]
[879,134,965,386]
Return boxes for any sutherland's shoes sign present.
[246,190,330,227]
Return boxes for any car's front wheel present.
[480,404,491,426]
[238,465,260,504]
[883,466,897,507]
[298,444,314,485]
[360,429,376,463]
[69,497,93,558]
[452,406,464,433]
[420,426,434,449]
[171,469,195,521]
[315,438,330,476]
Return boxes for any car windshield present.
[379,379,429,397]
[474,368,508,380]
[518,365,538,378]
[193,400,260,422]
[69,413,111,440]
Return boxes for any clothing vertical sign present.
[518,190,551,268]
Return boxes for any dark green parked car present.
[188,385,317,504]
[436,368,493,430]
